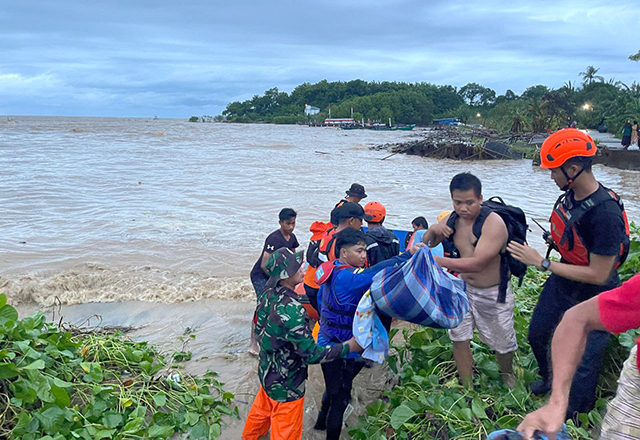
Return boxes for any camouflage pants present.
[600,346,640,439]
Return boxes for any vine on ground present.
[0,297,238,439]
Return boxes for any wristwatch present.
[540,258,551,272]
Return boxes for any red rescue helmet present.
[364,201,386,223]
[539,129,597,169]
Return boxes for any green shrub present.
[0,297,238,439]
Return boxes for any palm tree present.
[630,50,640,61]
[563,80,575,92]
[580,66,604,85]
[510,108,526,132]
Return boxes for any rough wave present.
[1,263,254,306]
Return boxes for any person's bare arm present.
[435,213,507,273]
[517,298,604,439]
[259,251,272,275]
[507,242,617,285]
[422,218,452,247]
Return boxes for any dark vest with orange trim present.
[550,185,630,267]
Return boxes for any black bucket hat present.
[346,183,367,199]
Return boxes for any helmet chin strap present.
[560,165,585,191]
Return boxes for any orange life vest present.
[550,185,630,267]
[303,221,332,289]
[318,227,338,262]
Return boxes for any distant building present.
[304,105,320,116]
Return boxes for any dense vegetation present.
[220,65,640,136]
[0,299,238,439]
[348,223,640,440]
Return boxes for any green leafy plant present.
[0,297,238,439]
[349,246,638,440]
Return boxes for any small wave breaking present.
[1,263,254,306]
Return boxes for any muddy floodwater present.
[3,117,640,437]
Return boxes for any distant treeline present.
[220,66,640,135]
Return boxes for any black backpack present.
[446,196,528,302]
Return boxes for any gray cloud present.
[1,0,639,116]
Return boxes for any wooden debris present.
[374,126,535,161]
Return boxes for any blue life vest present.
[317,262,359,343]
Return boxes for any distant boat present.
[340,124,364,130]
[392,124,416,131]
[340,123,415,131]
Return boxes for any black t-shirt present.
[555,194,626,301]
[250,230,300,280]
[330,199,348,226]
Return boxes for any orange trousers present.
[242,386,304,440]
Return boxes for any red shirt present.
[598,273,640,373]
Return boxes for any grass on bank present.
[0,298,238,440]
[349,224,640,440]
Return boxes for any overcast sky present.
[1,0,638,117]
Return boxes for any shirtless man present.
[423,173,517,388]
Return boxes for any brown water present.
[2,116,639,306]
[4,116,640,438]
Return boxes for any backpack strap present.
[446,207,492,246]
[471,206,492,243]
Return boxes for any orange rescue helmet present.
[539,129,597,169]
[437,210,452,223]
[364,201,386,223]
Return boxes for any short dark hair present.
[563,156,593,172]
[412,216,428,229]
[335,228,366,257]
[279,208,297,222]
[450,173,482,197]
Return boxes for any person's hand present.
[409,242,426,255]
[517,402,566,440]
[507,241,544,268]
[430,222,454,239]
[346,337,363,352]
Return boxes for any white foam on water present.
[1,263,254,306]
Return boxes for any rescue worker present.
[242,248,362,440]
[330,183,367,226]
[363,201,400,266]
[508,128,630,420]
[363,201,400,331]
[315,202,371,267]
[314,228,423,439]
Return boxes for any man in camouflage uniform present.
[243,247,361,440]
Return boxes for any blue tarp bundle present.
[369,246,468,329]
